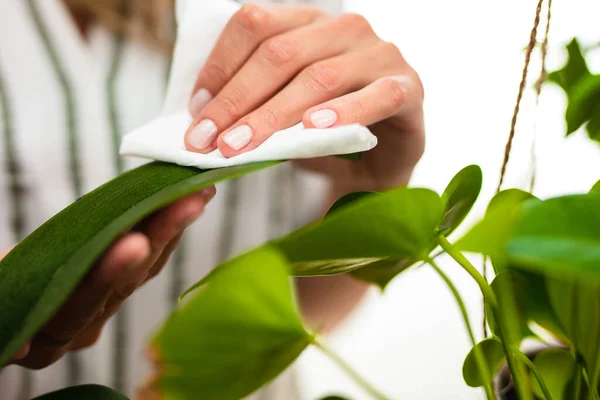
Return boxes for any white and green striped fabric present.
[0,0,341,398]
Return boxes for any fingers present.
[188,4,324,116]
[185,14,372,153]
[18,233,150,369]
[302,76,414,129]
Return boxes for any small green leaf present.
[0,161,276,366]
[508,195,600,280]
[564,74,600,136]
[546,277,600,380]
[462,337,505,387]
[150,247,312,400]
[272,187,443,284]
[457,189,538,270]
[439,165,483,236]
[32,385,129,400]
[548,39,590,93]
[532,348,575,400]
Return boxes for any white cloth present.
[119,0,377,168]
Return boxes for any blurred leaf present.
[491,271,531,345]
[591,180,600,194]
[508,195,600,279]
[335,152,362,161]
[148,247,312,400]
[272,187,443,284]
[0,161,276,366]
[564,74,600,137]
[462,337,505,387]
[456,189,538,270]
[439,165,483,236]
[546,277,600,380]
[350,257,416,289]
[532,348,575,400]
[32,385,129,400]
[319,396,352,400]
[548,39,590,92]
[326,191,379,216]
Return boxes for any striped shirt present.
[0,0,342,398]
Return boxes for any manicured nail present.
[189,88,212,117]
[188,119,218,150]
[222,125,253,150]
[310,109,338,129]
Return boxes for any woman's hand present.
[6,187,216,369]
[184,4,425,192]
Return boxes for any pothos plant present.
[0,4,599,400]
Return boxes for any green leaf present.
[546,277,600,379]
[0,161,276,366]
[32,385,129,400]
[564,74,600,136]
[508,194,600,280]
[592,180,600,194]
[350,257,416,289]
[490,271,531,345]
[462,337,505,387]
[271,187,443,287]
[548,38,590,93]
[457,189,538,270]
[335,152,362,161]
[532,348,576,400]
[149,247,312,400]
[439,165,483,236]
[326,191,379,216]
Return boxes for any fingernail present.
[310,109,338,129]
[189,88,212,117]
[222,125,253,151]
[199,186,217,202]
[188,119,218,150]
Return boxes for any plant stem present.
[428,259,496,400]
[438,235,531,400]
[438,236,498,309]
[574,361,583,400]
[313,339,391,400]
[515,351,553,400]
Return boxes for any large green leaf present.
[148,247,312,400]
[271,187,443,285]
[462,337,505,388]
[508,195,600,279]
[32,385,129,400]
[457,189,538,270]
[532,348,575,400]
[0,161,276,366]
[546,277,600,380]
[439,165,483,236]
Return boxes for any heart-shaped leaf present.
[0,161,276,366]
[507,194,600,280]
[439,165,483,236]
[457,189,538,270]
[532,348,575,400]
[146,247,312,400]
[271,187,443,287]
[462,337,505,388]
[546,277,600,380]
[32,385,129,400]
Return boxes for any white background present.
[297,0,600,399]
